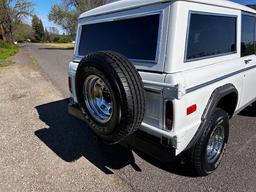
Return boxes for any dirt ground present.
[0,47,133,192]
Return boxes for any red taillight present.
[165,101,173,130]
[187,104,197,115]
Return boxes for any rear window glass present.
[186,13,237,61]
[78,15,160,61]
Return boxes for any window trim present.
[184,11,238,63]
[76,11,164,64]
[241,12,256,57]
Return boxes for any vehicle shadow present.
[35,99,194,176]
[239,105,256,117]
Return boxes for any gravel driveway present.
[0,47,133,192]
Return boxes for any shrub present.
[58,35,70,43]
[0,40,19,65]
[0,40,12,49]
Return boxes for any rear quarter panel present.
[164,2,244,153]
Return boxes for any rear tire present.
[189,108,229,176]
[76,51,145,144]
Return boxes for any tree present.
[48,0,110,37]
[43,28,50,42]
[13,23,35,42]
[32,15,44,42]
[0,0,33,43]
[248,5,256,10]
[48,26,59,35]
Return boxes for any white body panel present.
[69,0,256,155]
[79,0,256,19]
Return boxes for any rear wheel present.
[76,51,145,144]
[189,108,229,176]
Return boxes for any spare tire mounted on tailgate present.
[76,51,145,143]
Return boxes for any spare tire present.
[75,51,145,144]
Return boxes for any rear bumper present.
[68,99,176,162]
[122,130,176,162]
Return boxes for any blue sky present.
[233,0,256,5]
[31,0,255,34]
[31,0,62,33]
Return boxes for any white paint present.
[69,0,256,156]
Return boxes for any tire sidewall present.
[202,109,229,174]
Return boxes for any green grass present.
[0,40,19,67]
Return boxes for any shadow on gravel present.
[35,99,135,174]
[35,99,194,177]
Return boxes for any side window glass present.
[241,15,255,57]
[186,13,236,61]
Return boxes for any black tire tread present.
[76,51,145,143]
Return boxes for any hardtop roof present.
[79,0,256,19]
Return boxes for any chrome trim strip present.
[186,64,256,93]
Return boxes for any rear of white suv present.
[68,0,256,176]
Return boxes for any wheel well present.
[216,92,238,118]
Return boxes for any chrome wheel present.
[206,125,225,163]
[83,75,113,124]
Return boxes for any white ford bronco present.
[68,0,256,176]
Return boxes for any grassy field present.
[45,43,74,49]
[0,40,19,67]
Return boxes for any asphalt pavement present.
[26,43,256,192]
[26,43,74,97]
